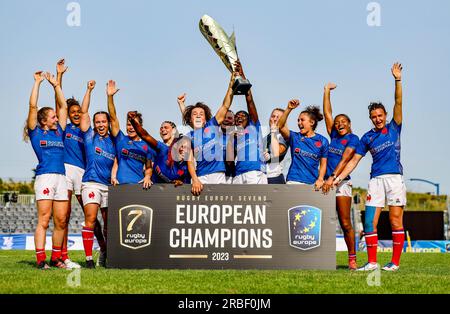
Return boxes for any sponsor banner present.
[108,184,336,269]
[0,234,26,250]
[358,239,450,253]
[336,235,348,252]
[0,234,98,251]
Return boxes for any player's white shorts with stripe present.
[198,172,227,184]
[232,171,268,184]
[35,174,68,201]
[65,163,85,195]
[81,182,109,208]
[336,180,352,198]
[366,174,407,207]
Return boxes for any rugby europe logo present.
[119,205,153,250]
[288,205,322,250]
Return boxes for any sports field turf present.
[0,251,449,294]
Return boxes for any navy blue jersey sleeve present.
[320,136,329,158]
[112,130,125,144]
[208,117,220,127]
[82,127,95,145]
[389,119,402,135]
[355,134,369,156]
[347,134,360,150]
[330,128,338,140]
[289,130,296,147]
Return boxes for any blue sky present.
[1,0,449,195]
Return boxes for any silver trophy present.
[199,14,252,95]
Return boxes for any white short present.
[35,174,68,201]
[81,182,109,208]
[366,174,407,207]
[336,180,352,198]
[232,171,268,184]
[286,181,307,185]
[225,176,234,184]
[198,172,227,184]
[65,163,85,195]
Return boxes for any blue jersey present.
[152,141,190,184]
[286,131,329,184]
[114,131,154,184]
[356,119,403,178]
[82,127,116,185]
[63,123,86,169]
[234,120,266,176]
[190,117,226,177]
[326,129,360,180]
[28,124,65,176]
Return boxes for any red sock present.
[61,247,69,261]
[82,227,94,260]
[348,254,357,263]
[51,246,62,261]
[391,229,405,266]
[35,248,46,264]
[365,232,378,263]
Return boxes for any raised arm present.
[177,93,187,116]
[106,80,120,137]
[45,72,68,130]
[55,58,68,113]
[127,111,159,150]
[215,71,236,125]
[27,71,45,130]
[80,80,96,132]
[233,60,258,123]
[278,99,300,141]
[391,62,403,125]
[323,83,336,135]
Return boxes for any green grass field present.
[1,251,449,294]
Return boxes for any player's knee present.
[364,206,376,233]
[341,220,353,233]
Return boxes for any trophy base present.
[232,77,252,95]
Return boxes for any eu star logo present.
[288,205,322,250]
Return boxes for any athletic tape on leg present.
[364,206,376,233]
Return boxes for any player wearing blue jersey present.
[106,80,153,188]
[278,100,328,189]
[227,61,267,185]
[55,59,106,268]
[182,70,237,196]
[177,93,236,184]
[321,83,360,270]
[79,80,117,268]
[128,112,190,185]
[333,63,405,272]
[24,71,69,269]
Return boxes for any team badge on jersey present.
[119,205,153,250]
[288,205,322,250]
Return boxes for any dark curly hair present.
[301,105,324,131]
[182,102,212,128]
[66,97,80,111]
[368,102,387,115]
